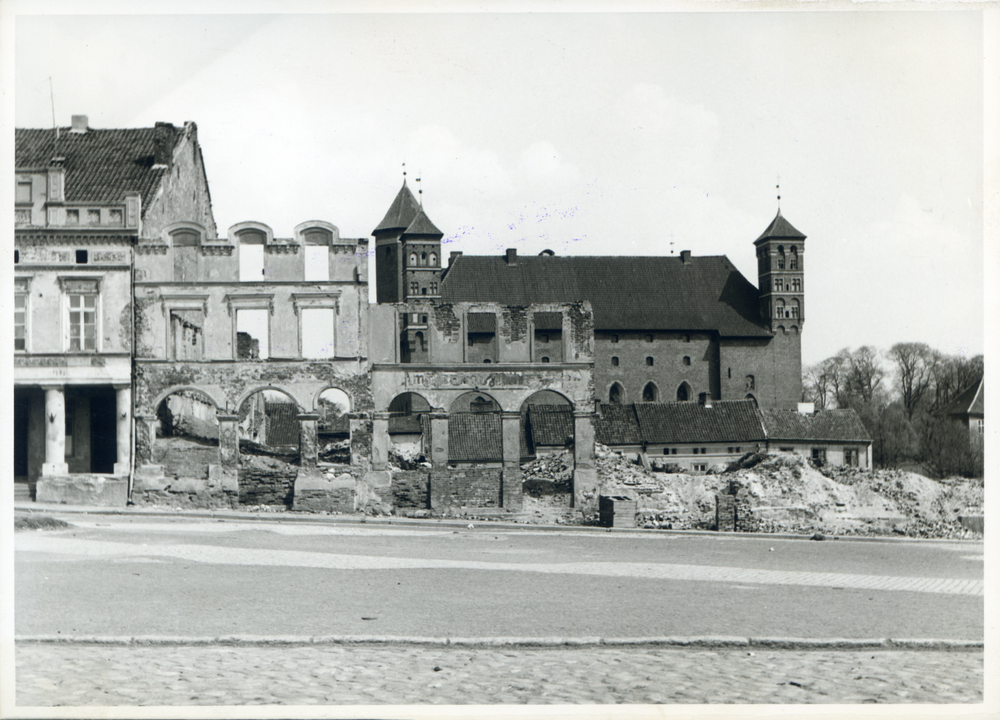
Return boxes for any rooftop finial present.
[776,174,781,210]
[669,231,675,255]
[402,161,407,183]
[416,172,422,206]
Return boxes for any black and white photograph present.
[4,2,994,717]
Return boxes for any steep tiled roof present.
[15,124,184,212]
[441,255,770,335]
[595,403,642,445]
[466,312,497,333]
[755,209,806,242]
[526,405,574,448]
[759,408,871,443]
[448,412,503,462]
[265,402,301,447]
[373,182,422,234]
[403,207,443,237]
[939,377,984,418]
[634,400,766,444]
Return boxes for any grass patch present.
[14,514,71,532]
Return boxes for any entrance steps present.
[14,483,34,502]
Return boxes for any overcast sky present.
[11,7,989,367]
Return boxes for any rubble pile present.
[388,443,429,471]
[318,439,350,464]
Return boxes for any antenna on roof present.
[416,172,422,206]
[49,77,59,154]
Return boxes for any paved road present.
[16,515,984,641]
[14,643,984,706]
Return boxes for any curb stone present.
[15,634,983,651]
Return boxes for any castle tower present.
[373,182,444,303]
[754,209,806,332]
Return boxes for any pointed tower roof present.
[755,209,806,242]
[373,182,422,234]
[403,207,443,237]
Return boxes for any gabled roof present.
[940,377,984,418]
[758,408,871,443]
[374,182,422,234]
[15,124,185,213]
[403,207,443,237]
[526,405,574,448]
[441,255,771,335]
[633,400,766,444]
[755,209,806,242]
[448,412,503,462]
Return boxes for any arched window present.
[421,252,427,265]
[409,253,417,266]
[677,383,690,402]
[541,356,550,363]
[611,356,619,366]
[792,278,801,292]
[643,382,658,402]
[791,299,800,318]
[773,278,782,292]
[609,383,625,404]
[745,393,758,406]
[646,356,654,366]
[777,245,785,269]
[789,246,798,270]
[410,281,419,295]
[775,301,785,319]
[414,331,425,353]
[429,253,437,267]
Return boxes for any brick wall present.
[594,331,716,405]
[392,470,431,508]
[239,461,298,506]
[429,468,502,509]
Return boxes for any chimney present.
[699,392,713,408]
[449,251,463,266]
[153,122,174,167]
[680,250,692,265]
[505,248,518,266]
[70,115,88,134]
[797,402,815,415]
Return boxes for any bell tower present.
[373,180,444,303]
[754,208,806,333]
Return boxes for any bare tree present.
[888,342,935,419]
[843,346,885,405]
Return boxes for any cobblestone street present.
[16,643,983,706]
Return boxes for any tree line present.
[802,344,983,478]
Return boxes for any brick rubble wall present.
[295,488,354,513]
[239,463,298,506]
[430,468,502,509]
[392,470,430,509]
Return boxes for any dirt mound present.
[14,514,71,531]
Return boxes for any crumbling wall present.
[432,303,461,341]
[430,468,502,509]
[567,302,594,362]
[501,306,528,344]
[239,456,298,506]
[392,470,431,508]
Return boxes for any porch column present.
[372,412,391,471]
[298,413,319,468]
[41,385,69,476]
[500,411,523,510]
[428,411,449,469]
[113,384,132,476]
[572,409,598,510]
[217,414,240,470]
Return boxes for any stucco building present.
[14,117,214,503]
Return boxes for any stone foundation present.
[35,476,129,506]
[292,467,356,513]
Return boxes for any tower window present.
[430,282,438,294]
[539,334,549,344]
[430,253,437,266]
[409,253,417,266]
[611,356,619,366]
[642,382,658,402]
[790,247,799,270]
[683,356,691,366]
[410,281,419,294]
[774,278,782,292]
[421,287,427,295]
[792,278,801,292]
[645,356,654,366]
[541,356,550,363]
[609,383,624,404]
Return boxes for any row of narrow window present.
[660,446,742,455]
[775,300,800,319]
[408,252,438,267]
[773,278,802,292]
[610,334,690,343]
[611,356,691,367]
[409,281,439,295]
[609,378,754,404]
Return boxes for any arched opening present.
[789,246,798,270]
[449,391,502,464]
[153,389,220,485]
[236,388,301,507]
[238,230,265,282]
[643,382,658,402]
[745,393,758,407]
[316,388,351,463]
[777,245,785,269]
[609,382,625,404]
[520,390,574,510]
[677,382,692,402]
[387,392,431,465]
[429,253,437,266]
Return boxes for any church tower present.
[373,182,444,303]
[754,209,806,333]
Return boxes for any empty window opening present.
[541,356,550,363]
[236,308,268,359]
[422,315,428,323]
[683,334,690,343]
[75,249,88,264]
[16,182,32,204]
[611,356,619,366]
[611,334,619,343]
[170,310,204,360]
[643,382,658,402]
[683,356,691,366]
[301,308,335,359]
[239,233,265,281]
[609,383,625,404]
[421,287,427,295]
[790,246,799,270]
[677,383,690,402]
[304,246,329,282]
[646,356,654,366]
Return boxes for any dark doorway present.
[14,388,31,477]
[89,388,117,474]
